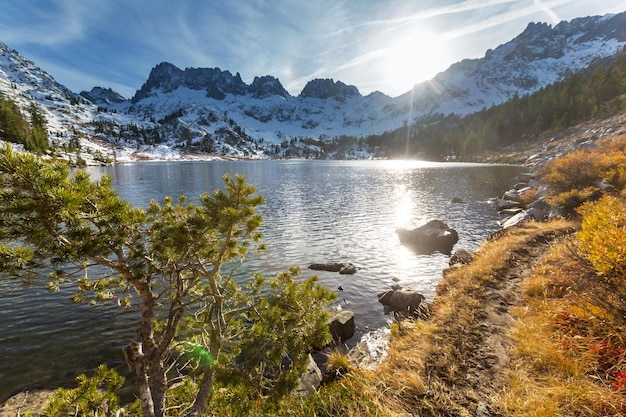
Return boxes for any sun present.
[382,29,450,95]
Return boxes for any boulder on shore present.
[449,249,474,266]
[396,220,458,254]
[293,354,322,396]
[327,310,355,343]
[309,262,359,275]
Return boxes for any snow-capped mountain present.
[80,87,126,105]
[404,12,626,116]
[0,41,138,162]
[1,11,625,161]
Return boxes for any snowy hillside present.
[403,12,626,116]
[1,11,625,161]
[0,42,147,163]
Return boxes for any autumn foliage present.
[540,134,626,210]
[574,195,626,324]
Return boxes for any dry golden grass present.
[540,133,626,210]
[503,236,626,417]
[325,350,353,374]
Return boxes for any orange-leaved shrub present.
[596,134,626,192]
[540,134,626,211]
[575,194,626,324]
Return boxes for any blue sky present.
[1,0,626,98]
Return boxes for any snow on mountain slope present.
[0,41,144,162]
[1,11,625,161]
[401,13,626,117]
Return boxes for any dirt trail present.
[456,229,571,416]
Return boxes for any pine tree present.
[0,95,48,153]
[0,94,30,146]
[0,146,336,417]
[28,103,48,152]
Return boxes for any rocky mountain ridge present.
[0,11,625,161]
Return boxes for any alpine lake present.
[0,159,527,401]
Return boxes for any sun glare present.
[383,29,449,95]
[393,184,414,228]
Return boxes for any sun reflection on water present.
[393,183,414,228]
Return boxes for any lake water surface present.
[0,159,526,400]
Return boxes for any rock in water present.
[450,249,474,266]
[377,290,429,319]
[396,219,458,254]
[309,262,359,274]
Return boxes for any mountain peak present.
[298,78,361,100]
[1,10,625,160]
[249,75,290,99]
[80,86,126,105]
[131,62,184,102]
[0,40,75,100]
[130,62,289,102]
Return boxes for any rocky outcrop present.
[131,62,285,103]
[495,173,560,229]
[298,78,361,100]
[396,220,459,254]
[309,262,359,275]
[249,75,290,99]
[80,86,126,105]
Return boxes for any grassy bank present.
[278,215,624,417]
[376,220,578,416]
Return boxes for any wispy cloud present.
[534,0,562,23]
[329,0,519,36]
[0,0,112,46]
[440,0,575,40]
[1,0,624,97]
